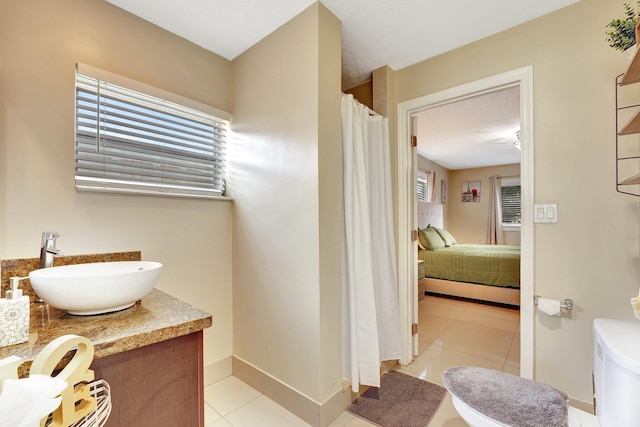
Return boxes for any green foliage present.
[606,2,640,51]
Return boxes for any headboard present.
[418,202,443,229]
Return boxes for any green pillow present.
[419,226,446,250]
[433,227,457,247]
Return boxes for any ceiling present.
[415,86,521,170]
[103,0,578,170]
[104,0,581,90]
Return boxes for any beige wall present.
[0,65,6,257]
[345,81,373,110]
[373,66,399,251]
[0,0,234,370]
[395,0,640,402]
[230,3,343,405]
[448,164,520,244]
[317,4,344,405]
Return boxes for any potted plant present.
[606,1,640,60]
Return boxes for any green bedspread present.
[418,244,520,288]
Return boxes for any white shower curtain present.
[487,175,504,245]
[341,94,401,393]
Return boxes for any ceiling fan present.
[488,129,521,151]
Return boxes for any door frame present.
[396,66,534,379]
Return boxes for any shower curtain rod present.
[342,92,382,117]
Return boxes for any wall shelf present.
[619,110,640,135]
[615,65,640,196]
[620,47,640,85]
[620,172,640,185]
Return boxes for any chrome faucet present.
[39,231,63,268]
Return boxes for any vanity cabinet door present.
[92,331,205,427]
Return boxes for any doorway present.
[396,66,534,379]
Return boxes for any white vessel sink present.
[29,261,162,315]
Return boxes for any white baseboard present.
[232,356,353,427]
[569,398,594,414]
[204,356,233,387]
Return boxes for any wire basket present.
[70,379,112,427]
[44,379,112,427]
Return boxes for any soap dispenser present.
[0,277,30,347]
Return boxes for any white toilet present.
[442,318,640,427]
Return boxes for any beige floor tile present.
[204,403,222,426]
[502,364,520,376]
[433,322,513,363]
[399,344,504,386]
[424,295,472,308]
[419,312,455,330]
[326,411,356,427]
[417,337,430,354]
[505,327,521,368]
[225,395,310,427]
[210,418,233,427]
[418,314,454,346]
[344,416,379,426]
[327,404,378,426]
[419,296,469,319]
[455,309,519,333]
[204,375,261,416]
[426,393,469,427]
[463,302,520,321]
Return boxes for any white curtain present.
[341,94,401,392]
[487,175,504,245]
[429,171,437,202]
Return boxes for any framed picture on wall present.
[441,180,447,204]
[461,180,480,202]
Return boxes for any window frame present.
[417,171,428,202]
[74,63,231,200]
[417,170,435,203]
[501,176,521,228]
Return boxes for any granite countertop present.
[0,288,212,377]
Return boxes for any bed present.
[417,202,520,306]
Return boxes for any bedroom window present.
[501,177,521,225]
[417,170,435,202]
[75,64,230,199]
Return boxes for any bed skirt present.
[424,277,520,306]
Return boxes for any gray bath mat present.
[442,366,568,427]
[348,370,446,427]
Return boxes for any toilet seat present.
[443,319,640,427]
[567,406,599,427]
[450,394,599,427]
[449,393,509,427]
[442,366,571,427]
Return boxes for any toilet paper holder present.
[534,295,573,311]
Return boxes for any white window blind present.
[417,174,428,202]
[417,170,435,202]
[501,177,521,224]
[75,65,230,199]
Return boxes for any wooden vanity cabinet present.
[91,331,205,427]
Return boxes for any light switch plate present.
[534,203,558,223]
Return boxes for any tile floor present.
[204,295,521,427]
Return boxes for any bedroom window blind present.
[417,175,428,202]
[417,170,433,202]
[501,184,521,224]
[75,65,230,199]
